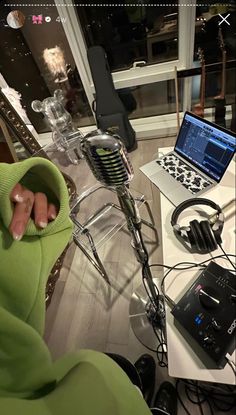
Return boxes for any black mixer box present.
[171,261,236,368]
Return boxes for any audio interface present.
[171,261,236,368]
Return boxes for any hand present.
[9,183,58,241]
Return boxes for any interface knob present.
[199,286,221,310]
[203,334,215,348]
[211,319,221,331]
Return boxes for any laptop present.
[140,111,236,206]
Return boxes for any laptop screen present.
[175,112,236,182]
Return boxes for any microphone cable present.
[176,379,236,415]
[147,253,236,307]
[142,253,236,369]
[141,263,168,368]
[218,244,236,271]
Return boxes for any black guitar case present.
[87,46,137,151]
[214,97,226,128]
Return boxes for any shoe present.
[153,381,177,415]
[134,354,156,406]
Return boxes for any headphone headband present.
[171,198,222,227]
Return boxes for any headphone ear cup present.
[199,220,218,252]
[188,220,207,252]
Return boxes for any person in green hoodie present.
[0,157,177,415]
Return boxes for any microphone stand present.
[116,185,165,348]
[79,129,165,348]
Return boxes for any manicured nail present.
[12,221,24,241]
[14,194,24,203]
[39,221,47,228]
[50,213,56,220]
[13,232,23,241]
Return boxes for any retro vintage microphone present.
[80,130,165,346]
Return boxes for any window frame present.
[56,0,197,136]
[0,1,198,141]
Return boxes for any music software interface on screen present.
[175,115,236,182]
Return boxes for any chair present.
[70,182,156,282]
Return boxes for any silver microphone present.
[81,130,162,324]
[80,130,134,187]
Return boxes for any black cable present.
[176,379,192,415]
[195,381,214,415]
[178,379,236,413]
[160,262,205,303]
[140,267,168,368]
[140,251,236,387]
[219,244,236,271]
[156,341,168,368]
[142,269,159,311]
[133,324,168,368]
[152,323,168,368]
[149,254,236,272]
[195,381,205,415]
[149,254,236,305]
[185,383,206,405]
[189,380,236,405]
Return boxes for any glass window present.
[194,1,236,64]
[77,4,178,71]
[192,1,236,130]
[191,67,236,130]
[0,1,94,134]
[117,79,183,119]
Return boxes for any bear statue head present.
[32,89,73,133]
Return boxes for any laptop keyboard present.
[156,154,212,194]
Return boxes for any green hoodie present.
[0,158,151,414]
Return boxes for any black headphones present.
[171,198,224,253]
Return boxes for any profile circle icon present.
[7,10,25,29]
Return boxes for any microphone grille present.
[81,131,134,186]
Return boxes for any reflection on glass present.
[191,68,236,131]
[194,1,236,63]
[43,46,68,83]
[119,79,183,119]
[193,1,236,131]
[77,5,178,70]
[0,1,94,134]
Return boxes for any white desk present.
[151,148,236,384]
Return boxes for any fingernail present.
[50,213,56,220]
[13,233,23,241]
[39,221,47,228]
[12,221,24,241]
[14,194,24,203]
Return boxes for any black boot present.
[134,354,156,406]
[153,381,177,415]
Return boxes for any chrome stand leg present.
[130,278,165,350]
[73,232,110,284]
[71,187,158,294]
